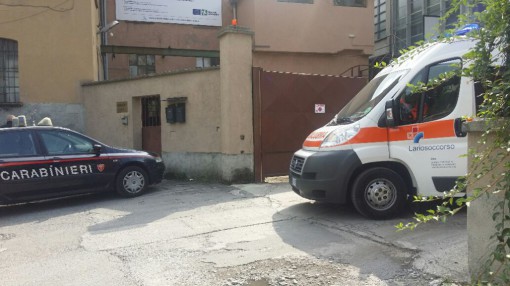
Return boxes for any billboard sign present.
[116,0,222,27]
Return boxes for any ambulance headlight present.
[321,125,360,148]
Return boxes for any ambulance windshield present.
[329,69,408,125]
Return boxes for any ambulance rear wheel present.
[351,167,407,219]
[116,166,148,197]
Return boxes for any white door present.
[388,58,470,197]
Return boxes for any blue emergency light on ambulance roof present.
[454,23,480,36]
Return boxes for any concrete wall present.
[237,0,373,54]
[83,68,221,150]
[103,0,233,80]
[465,120,510,280]
[0,0,99,131]
[102,0,373,78]
[83,28,255,182]
[238,0,373,74]
[0,103,85,131]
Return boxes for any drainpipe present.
[100,0,108,80]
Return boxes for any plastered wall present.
[82,68,221,153]
[83,28,255,182]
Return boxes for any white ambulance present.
[289,38,483,219]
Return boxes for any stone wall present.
[465,120,510,280]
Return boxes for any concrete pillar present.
[218,26,255,182]
[465,120,510,281]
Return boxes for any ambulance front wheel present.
[350,167,407,219]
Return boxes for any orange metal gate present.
[253,67,367,182]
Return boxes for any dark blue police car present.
[0,124,165,204]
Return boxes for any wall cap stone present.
[463,118,509,133]
[218,26,254,38]
[82,66,219,87]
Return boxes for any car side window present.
[0,131,37,158]
[38,130,94,155]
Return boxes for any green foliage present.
[373,61,387,69]
[394,0,510,284]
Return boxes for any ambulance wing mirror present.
[454,118,467,137]
[385,100,397,128]
[93,144,102,156]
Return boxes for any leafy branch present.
[394,0,510,284]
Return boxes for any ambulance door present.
[388,58,467,196]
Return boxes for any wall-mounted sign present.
[117,101,128,113]
[315,104,325,114]
[116,0,222,27]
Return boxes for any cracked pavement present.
[0,180,468,285]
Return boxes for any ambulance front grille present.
[290,155,305,174]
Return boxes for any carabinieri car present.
[0,125,165,204]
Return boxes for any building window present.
[410,0,424,43]
[196,57,220,68]
[129,54,155,77]
[0,38,19,104]
[277,0,313,4]
[334,0,366,7]
[374,0,387,40]
[142,96,161,127]
[394,0,409,52]
[426,0,441,15]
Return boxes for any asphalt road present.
[0,180,467,286]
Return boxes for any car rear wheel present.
[116,166,148,197]
[350,167,407,219]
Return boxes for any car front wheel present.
[116,166,148,197]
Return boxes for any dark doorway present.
[141,95,162,155]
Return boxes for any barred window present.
[129,54,156,77]
[0,38,19,104]
[334,0,367,7]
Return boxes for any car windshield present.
[329,69,408,125]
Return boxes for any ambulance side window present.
[397,70,425,125]
[397,59,461,125]
[0,131,37,158]
[422,59,461,122]
[39,130,94,155]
